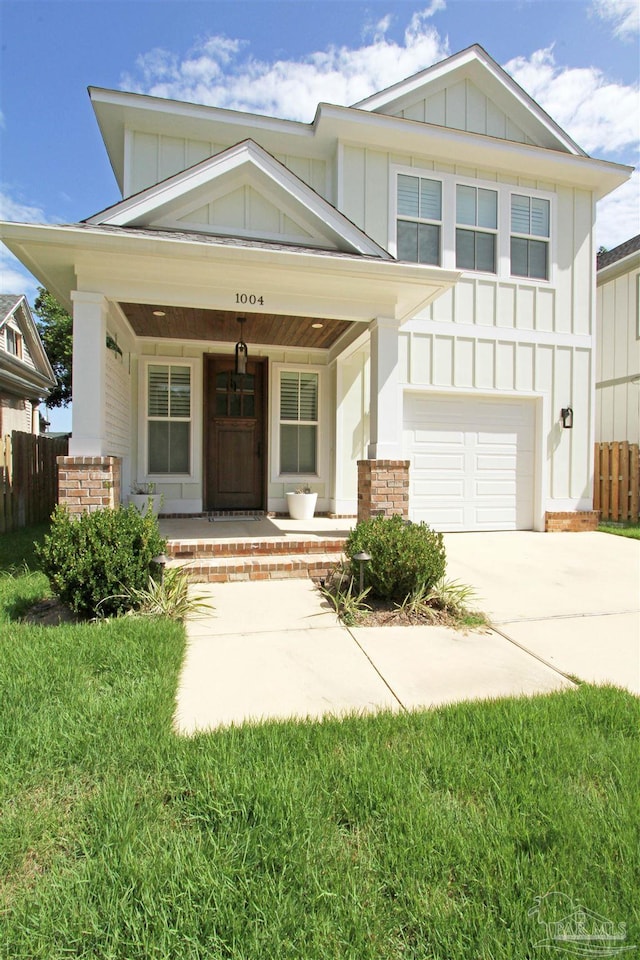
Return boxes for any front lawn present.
[598,520,640,539]
[1,526,638,959]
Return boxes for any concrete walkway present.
[174,532,639,733]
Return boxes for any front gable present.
[353,44,585,155]
[86,140,391,258]
[0,295,56,400]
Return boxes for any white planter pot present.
[286,491,318,520]
[129,494,161,517]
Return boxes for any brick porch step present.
[166,537,347,561]
[169,551,343,583]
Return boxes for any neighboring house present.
[0,294,56,435]
[0,45,633,530]
[595,236,640,446]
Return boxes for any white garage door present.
[403,394,535,531]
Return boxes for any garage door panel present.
[475,480,517,496]
[404,394,535,532]
[414,453,465,471]
[415,479,465,497]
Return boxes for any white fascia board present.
[352,45,585,157]
[0,221,459,323]
[86,139,390,258]
[597,250,640,285]
[315,105,632,200]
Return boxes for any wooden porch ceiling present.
[119,303,353,350]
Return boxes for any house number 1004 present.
[235,293,264,306]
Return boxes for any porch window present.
[455,184,497,273]
[510,194,550,280]
[396,174,442,265]
[279,371,318,474]
[147,364,191,474]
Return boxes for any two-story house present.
[595,235,640,446]
[0,45,632,530]
[0,294,56,435]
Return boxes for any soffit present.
[120,302,351,349]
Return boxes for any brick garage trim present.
[545,511,599,532]
[57,456,122,515]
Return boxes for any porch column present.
[69,291,108,456]
[367,316,402,459]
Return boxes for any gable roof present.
[0,294,57,398]
[353,44,586,156]
[85,139,391,259]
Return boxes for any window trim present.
[396,173,443,266]
[390,164,556,285]
[139,357,199,483]
[270,362,326,484]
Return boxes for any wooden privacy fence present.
[0,431,69,533]
[594,441,640,522]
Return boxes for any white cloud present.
[0,188,47,300]
[596,169,640,249]
[121,13,449,121]
[591,0,639,39]
[0,189,47,224]
[0,246,39,301]
[505,45,639,155]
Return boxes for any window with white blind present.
[279,371,318,474]
[510,194,550,280]
[396,174,442,266]
[147,364,191,474]
[455,184,498,273]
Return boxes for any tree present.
[34,288,72,407]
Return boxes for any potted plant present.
[286,485,318,520]
[129,482,162,516]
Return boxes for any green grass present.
[598,520,640,539]
[1,526,639,959]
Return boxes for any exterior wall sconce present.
[353,551,372,593]
[561,407,574,429]
[235,316,248,376]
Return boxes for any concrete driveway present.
[443,531,640,693]
[174,531,639,733]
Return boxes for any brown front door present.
[205,356,266,510]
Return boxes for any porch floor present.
[159,515,356,544]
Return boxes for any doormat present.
[209,515,261,522]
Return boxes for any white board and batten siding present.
[404,393,535,531]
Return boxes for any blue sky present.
[1,0,638,430]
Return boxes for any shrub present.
[36,504,166,618]
[345,514,446,601]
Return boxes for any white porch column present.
[69,291,108,456]
[367,316,402,459]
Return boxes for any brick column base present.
[544,511,599,532]
[57,456,122,515]
[357,460,410,523]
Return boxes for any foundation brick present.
[544,511,599,532]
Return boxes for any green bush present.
[36,505,166,618]
[345,514,446,601]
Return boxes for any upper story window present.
[396,174,442,266]
[147,363,191,474]
[392,167,554,284]
[455,184,498,274]
[510,194,550,280]
[5,326,22,357]
[279,371,318,474]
